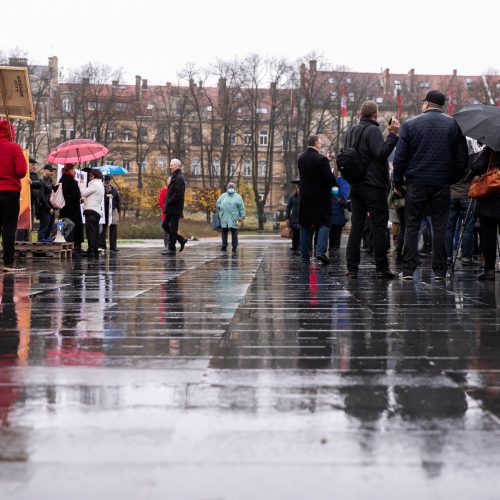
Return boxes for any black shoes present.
[345,271,358,279]
[375,269,396,279]
[179,239,187,253]
[477,270,495,281]
[462,259,478,267]
[221,247,227,252]
[316,254,330,265]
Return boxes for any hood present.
[0,120,15,141]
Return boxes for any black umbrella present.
[453,104,500,151]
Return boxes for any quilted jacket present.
[393,109,468,186]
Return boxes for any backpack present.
[336,122,371,182]
[50,183,66,209]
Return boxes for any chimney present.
[218,77,226,91]
[407,68,415,92]
[309,60,317,73]
[111,80,119,88]
[453,69,457,78]
[48,56,58,86]
[142,78,148,89]
[300,63,307,88]
[135,75,142,100]
[198,80,203,90]
[383,68,390,93]
[270,82,277,92]
[82,77,90,86]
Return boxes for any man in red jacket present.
[0,120,28,271]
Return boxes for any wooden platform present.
[14,241,74,259]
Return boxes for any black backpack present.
[336,123,371,182]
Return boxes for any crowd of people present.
[291,90,500,281]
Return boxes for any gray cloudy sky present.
[3,0,498,84]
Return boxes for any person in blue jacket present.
[329,177,350,255]
[216,182,246,252]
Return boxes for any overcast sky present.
[2,0,498,84]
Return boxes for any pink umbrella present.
[47,138,109,164]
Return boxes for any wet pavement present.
[1,238,500,500]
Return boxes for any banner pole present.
[0,71,13,141]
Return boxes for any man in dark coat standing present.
[345,101,399,279]
[393,90,468,280]
[298,135,337,264]
[162,159,188,255]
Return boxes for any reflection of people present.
[285,179,300,252]
[37,164,56,242]
[79,169,105,258]
[216,182,246,252]
[0,120,28,272]
[59,164,84,253]
[162,159,188,255]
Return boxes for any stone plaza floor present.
[0,238,499,500]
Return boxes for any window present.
[122,129,131,142]
[69,128,75,139]
[256,107,268,114]
[191,158,200,175]
[230,133,237,145]
[115,102,128,112]
[139,159,147,172]
[345,78,352,84]
[281,135,297,152]
[496,83,500,90]
[88,101,104,111]
[158,157,167,169]
[230,161,237,176]
[60,127,67,140]
[348,92,355,103]
[206,105,213,112]
[328,77,335,84]
[243,160,251,176]
[258,161,267,177]
[375,97,384,104]
[192,128,201,146]
[244,133,252,145]
[259,130,268,146]
[138,127,148,141]
[330,91,337,100]
[90,128,97,141]
[122,159,131,170]
[212,160,221,176]
[62,98,71,113]
[106,130,115,142]
[419,81,431,89]
[105,159,114,166]
[212,128,220,146]
[146,103,155,110]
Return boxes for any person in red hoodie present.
[0,120,28,271]
[158,177,170,249]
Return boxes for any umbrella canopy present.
[453,104,500,151]
[47,138,109,164]
[97,165,129,175]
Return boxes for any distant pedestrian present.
[329,177,350,256]
[470,146,500,280]
[298,135,337,264]
[37,164,56,242]
[393,90,468,280]
[0,120,28,272]
[216,182,246,252]
[59,164,84,253]
[285,179,300,252]
[162,159,188,255]
[345,100,399,279]
[79,169,105,258]
[158,178,170,249]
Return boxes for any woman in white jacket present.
[79,169,105,258]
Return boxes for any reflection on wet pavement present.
[1,240,499,499]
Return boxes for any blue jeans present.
[300,225,329,260]
[446,197,475,260]
[38,208,55,241]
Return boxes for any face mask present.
[332,187,339,195]
[228,188,235,194]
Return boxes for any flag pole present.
[0,71,13,141]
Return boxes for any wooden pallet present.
[14,241,74,259]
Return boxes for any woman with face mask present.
[216,182,246,252]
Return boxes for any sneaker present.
[398,271,413,281]
[375,269,396,279]
[345,271,358,279]
[316,254,330,265]
[435,272,451,281]
[3,262,26,272]
[477,270,495,281]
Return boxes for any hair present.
[307,135,320,147]
[90,169,103,180]
[63,163,75,173]
[170,158,182,168]
[360,100,378,118]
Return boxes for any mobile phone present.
[387,117,393,126]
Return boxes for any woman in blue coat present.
[329,177,350,253]
[216,182,246,252]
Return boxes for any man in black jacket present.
[298,135,337,264]
[345,101,399,278]
[162,159,188,255]
[393,90,468,280]
[37,164,56,242]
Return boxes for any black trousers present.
[396,207,405,257]
[38,208,55,241]
[0,190,20,265]
[346,185,389,272]
[84,210,100,256]
[291,228,300,250]
[479,216,500,270]
[222,228,238,249]
[402,184,450,274]
[162,214,185,251]
[329,225,343,250]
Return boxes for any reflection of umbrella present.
[453,104,500,151]
[47,138,109,164]
[97,165,129,175]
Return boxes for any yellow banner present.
[17,149,31,231]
